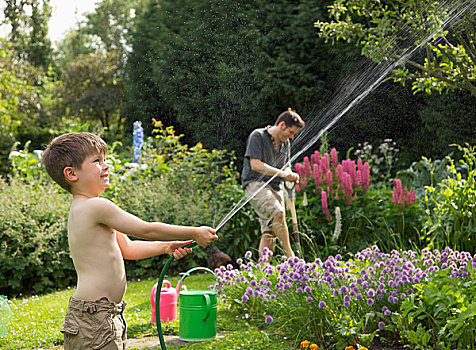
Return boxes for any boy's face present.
[73,152,110,195]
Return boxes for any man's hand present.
[280,168,300,183]
[167,240,194,260]
[193,226,218,248]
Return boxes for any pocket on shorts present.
[91,313,115,349]
[60,323,79,336]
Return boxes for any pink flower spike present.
[321,190,332,221]
[313,163,321,188]
[326,170,333,197]
[331,148,338,169]
[356,170,362,187]
[303,156,312,177]
[321,190,328,210]
[357,158,363,171]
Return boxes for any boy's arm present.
[90,197,218,247]
[116,232,193,260]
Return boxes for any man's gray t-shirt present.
[241,126,291,191]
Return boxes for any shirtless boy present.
[42,132,218,349]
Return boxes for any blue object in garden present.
[132,121,144,163]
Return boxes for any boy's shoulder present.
[71,197,116,216]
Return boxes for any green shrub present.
[421,144,476,253]
[0,177,74,296]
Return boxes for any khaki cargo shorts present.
[245,181,286,234]
[60,297,127,350]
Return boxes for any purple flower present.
[306,297,313,302]
[384,310,392,316]
[340,285,349,294]
[344,295,351,302]
[241,295,249,302]
[378,321,385,329]
[304,286,312,293]
[367,298,374,306]
[318,301,326,308]
[356,293,363,300]
[367,288,375,297]
[265,315,273,324]
[245,251,252,259]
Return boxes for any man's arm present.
[116,232,193,260]
[250,158,299,182]
[89,198,218,247]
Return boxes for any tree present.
[2,0,53,70]
[58,50,124,130]
[125,0,357,153]
[315,0,476,97]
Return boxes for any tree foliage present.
[125,0,357,152]
[58,50,124,130]
[2,0,53,70]
[315,0,476,97]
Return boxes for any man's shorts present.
[245,181,286,234]
[60,296,127,350]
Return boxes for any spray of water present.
[215,0,474,232]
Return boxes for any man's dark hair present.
[275,108,305,128]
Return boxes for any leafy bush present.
[0,177,74,296]
[421,144,476,253]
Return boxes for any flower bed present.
[215,246,476,349]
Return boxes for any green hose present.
[155,241,198,349]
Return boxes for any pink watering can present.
[150,280,177,323]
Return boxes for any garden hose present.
[155,241,198,349]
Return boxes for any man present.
[241,108,305,257]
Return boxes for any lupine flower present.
[132,121,144,163]
[321,190,332,221]
[331,148,338,168]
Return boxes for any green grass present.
[0,274,288,350]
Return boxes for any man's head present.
[42,132,108,193]
[274,108,305,129]
[273,108,305,142]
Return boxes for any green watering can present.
[176,267,220,342]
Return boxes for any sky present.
[48,0,98,43]
[0,0,99,44]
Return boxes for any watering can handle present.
[175,266,221,294]
[203,294,211,320]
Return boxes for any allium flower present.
[265,315,273,323]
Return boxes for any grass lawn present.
[0,274,289,350]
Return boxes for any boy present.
[42,132,218,349]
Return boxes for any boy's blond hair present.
[42,132,108,193]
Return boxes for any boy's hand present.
[167,240,194,260]
[194,226,218,248]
